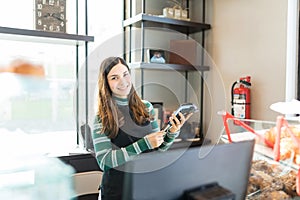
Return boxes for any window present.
[0,1,88,156]
[0,42,79,155]
[0,0,124,156]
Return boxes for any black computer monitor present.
[122,140,255,200]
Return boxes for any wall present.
[202,0,288,142]
[206,0,288,120]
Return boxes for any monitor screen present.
[122,140,255,200]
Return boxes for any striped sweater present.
[92,97,179,171]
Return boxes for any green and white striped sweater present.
[92,97,179,171]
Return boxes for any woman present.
[92,57,191,200]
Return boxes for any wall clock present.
[35,0,66,33]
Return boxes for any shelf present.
[123,14,211,34]
[0,26,94,45]
[129,62,210,71]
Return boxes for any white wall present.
[205,0,288,121]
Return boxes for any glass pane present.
[0,39,78,155]
[0,0,35,29]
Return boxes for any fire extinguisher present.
[231,76,251,119]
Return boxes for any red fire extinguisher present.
[231,76,251,119]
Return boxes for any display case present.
[220,113,300,199]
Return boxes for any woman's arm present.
[92,116,153,171]
[92,101,181,171]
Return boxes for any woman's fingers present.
[169,112,193,133]
[146,131,165,148]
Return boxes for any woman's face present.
[107,62,132,98]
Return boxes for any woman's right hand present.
[145,131,165,148]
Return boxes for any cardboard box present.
[169,40,198,65]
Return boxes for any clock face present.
[35,0,66,33]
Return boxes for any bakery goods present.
[247,160,297,199]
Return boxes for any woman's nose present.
[119,77,127,85]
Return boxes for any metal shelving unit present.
[123,13,211,34]
[129,62,209,71]
[123,0,210,139]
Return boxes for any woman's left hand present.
[168,112,193,133]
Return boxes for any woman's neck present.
[113,95,128,106]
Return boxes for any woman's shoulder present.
[93,114,102,123]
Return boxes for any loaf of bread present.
[264,126,300,164]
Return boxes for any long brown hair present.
[97,57,150,138]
